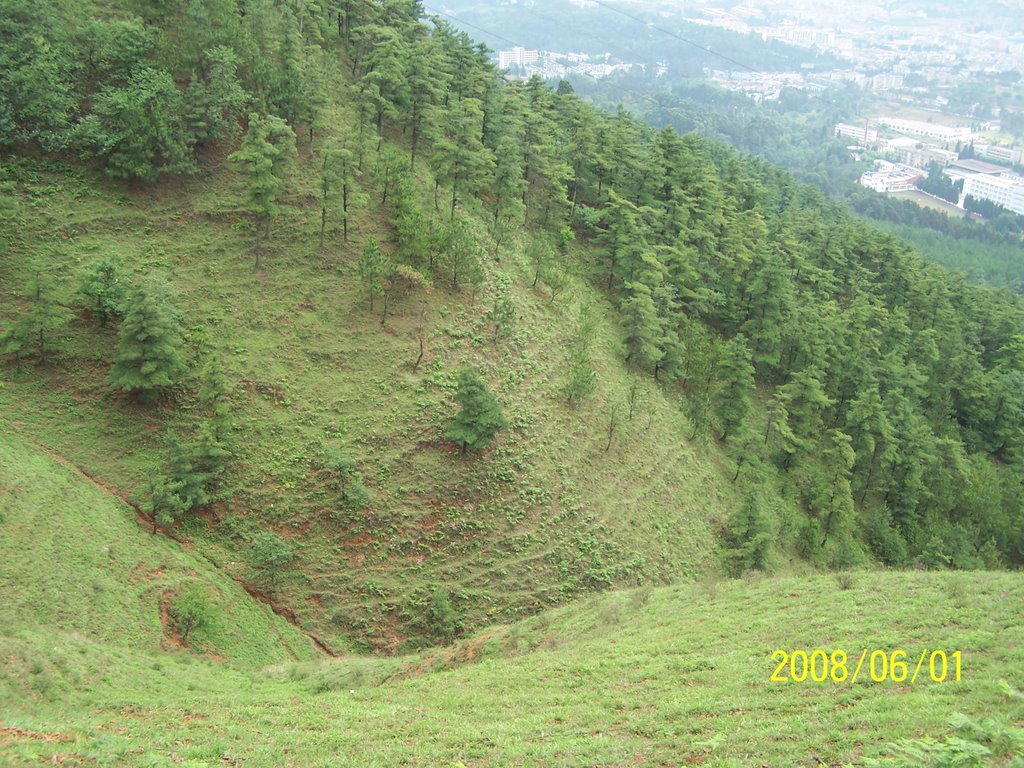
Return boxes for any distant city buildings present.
[944,158,1011,183]
[880,136,958,168]
[495,48,632,80]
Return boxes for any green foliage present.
[445,368,507,454]
[485,290,516,343]
[247,531,293,585]
[184,46,248,148]
[863,712,1024,767]
[713,334,754,440]
[426,586,461,643]
[0,0,77,150]
[198,357,234,441]
[437,216,484,292]
[720,492,772,576]
[108,276,187,403]
[319,145,364,244]
[357,238,393,312]
[916,163,963,204]
[76,67,195,181]
[1,275,74,366]
[79,258,128,326]
[229,112,296,256]
[323,448,371,513]
[169,583,217,644]
[561,307,597,404]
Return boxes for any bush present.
[247,531,292,585]
[170,583,216,644]
[427,587,460,643]
[323,448,371,513]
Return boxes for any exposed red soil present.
[241,583,337,657]
[158,589,187,651]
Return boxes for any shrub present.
[170,583,216,644]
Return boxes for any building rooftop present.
[949,159,1009,175]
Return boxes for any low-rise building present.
[835,122,878,145]
[945,158,1011,182]
[875,117,974,143]
[859,161,923,193]
[975,143,1023,165]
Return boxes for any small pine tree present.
[198,357,233,441]
[721,492,772,576]
[427,587,460,642]
[108,277,187,402]
[357,238,392,311]
[1,276,73,366]
[445,368,507,454]
[563,348,596,403]
[486,293,516,343]
[323,448,371,513]
[79,258,127,326]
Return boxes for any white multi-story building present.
[962,173,1024,215]
[498,47,540,70]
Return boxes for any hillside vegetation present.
[0,428,314,667]
[2,0,1024,656]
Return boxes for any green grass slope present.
[0,122,735,652]
[2,571,1022,766]
[0,426,315,679]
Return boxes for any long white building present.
[875,117,973,143]
[962,173,1024,216]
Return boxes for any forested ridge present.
[2,0,1023,639]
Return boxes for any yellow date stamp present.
[770,649,963,684]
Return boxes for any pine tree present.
[1,275,73,366]
[621,281,663,372]
[714,333,755,440]
[108,277,186,403]
[79,258,126,326]
[229,112,296,266]
[721,491,772,576]
[445,368,507,454]
[486,291,516,343]
[358,238,392,311]
[198,356,233,441]
[320,145,364,245]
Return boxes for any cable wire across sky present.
[423,0,764,77]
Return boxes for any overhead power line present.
[421,6,522,49]
[578,0,764,75]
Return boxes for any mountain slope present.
[0,427,315,674]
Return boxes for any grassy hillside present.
[0,427,315,671]
[3,567,1022,766]
[0,130,736,652]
